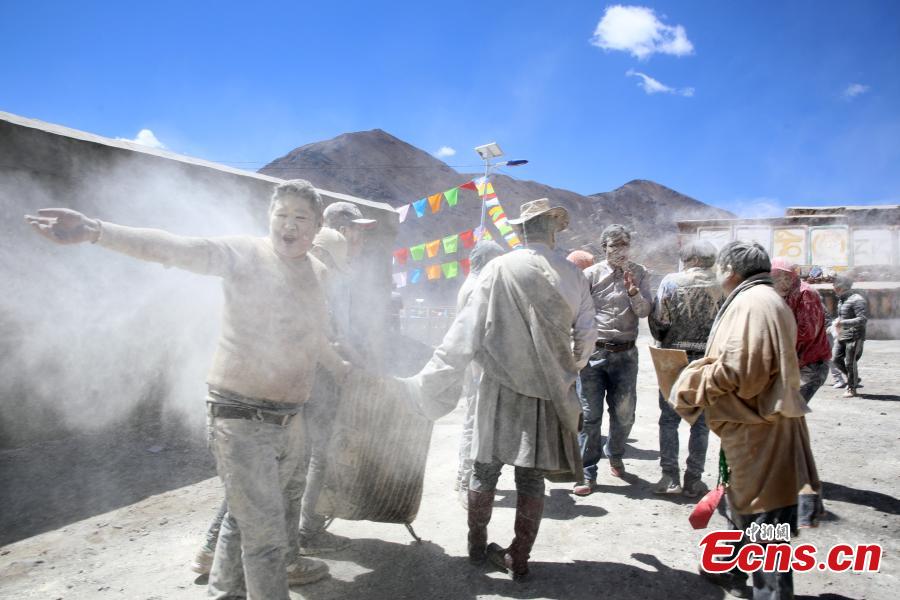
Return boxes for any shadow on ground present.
[821,481,900,515]
[197,538,730,600]
[0,423,214,546]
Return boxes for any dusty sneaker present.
[682,478,708,499]
[190,545,214,575]
[842,388,858,398]
[832,378,847,389]
[286,557,329,585]
[573,479,595,496]
[653,473,682,495]
[298,530,351,555]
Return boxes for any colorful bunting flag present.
[460,229,475,249]
[444,188,459,207]
[392,272,407,288]
[412,198,428,218]
[442,234,459,254]
[409,268,423,284]
[397,204,410,223]
[393,248,409,266]
[428,193,443,214]
[459,180,478,191]
[460,258,471,276]
[441,261,459,279]
[425,239,441,258]
[409,243,426,261]
[488,205,503,218]
[426,264,441,280]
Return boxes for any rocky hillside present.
[259,130,734,295]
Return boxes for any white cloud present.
[842,83,870,99]
[735,197,783,219]
[118,128,166,149]
[433,146,456,158]
[591,5,694,59]
[626,69,694,97]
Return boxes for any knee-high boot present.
[467,489,495,564]
[488,493,544,581]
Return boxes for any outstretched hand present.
[25,208,100,245]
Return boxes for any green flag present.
[409,243,427,261]
[442,234,459,254]
[444,188,459,207]
[441,261,459,279]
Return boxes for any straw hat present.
[507,198,569,231]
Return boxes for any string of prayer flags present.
[428,193,443,214]
[460,229,475,249]
[397,205,410,223]
[444,188,459,207]
[410,243,426,261]
[393,248,409,266]
[442,234,459,254]
[412,198,428,218]
[409,268,423,284]
[425,239,441,258]
[459,180,478,192]
[441,261,459,279]
[426,264,441,280]
[392,272,407,288]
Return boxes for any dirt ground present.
[1,329,897,600]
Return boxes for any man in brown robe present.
[670,241,819,600]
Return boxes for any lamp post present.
[473,142,528,241]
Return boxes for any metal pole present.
[478,159,490,240]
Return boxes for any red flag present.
[392,247,410,266]
[458,180,478,191]
[459,229,475,249]
[460,258,471,276]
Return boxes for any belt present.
[671,341,707,352]
[208,403,297,426]
[596,340,635,352]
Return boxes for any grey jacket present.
[649,267,724,353]
[836,291,868,341]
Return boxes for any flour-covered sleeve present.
[97,222,240,277]
[628,266,653,318]
[648,276,673,343]
[573,273,598,369]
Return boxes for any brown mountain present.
[259,130,734,299]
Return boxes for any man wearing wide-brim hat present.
[396,198,596,581]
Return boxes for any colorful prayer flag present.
[460,258,471,275]
[393,248,409,266]
[460,229,475,249]
[441,261,459,279]
[426,264,441,280]
[412,198,428,218]
[428,193,443,214]
[409,268,423,284]
[444,188,459,207]
[425,239,441,258]
[397,204,410,223]
[409,243,426,261]
[459,180,478,191]
[442,234,459,254]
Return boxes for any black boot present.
[467,489,494,564]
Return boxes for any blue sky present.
[2,1,898,214]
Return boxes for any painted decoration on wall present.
[734,226,772,254]
[697,228,732,250]
[853,228,894,266]
[810,227,849,267]
[772,228,807,263]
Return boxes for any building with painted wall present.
[677,206,900,338]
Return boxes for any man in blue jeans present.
[574,224,652,495]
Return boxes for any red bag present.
[688,449,728,529]
[689,485,725,529]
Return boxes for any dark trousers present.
[833,339,864,388]
[729,504,798,600]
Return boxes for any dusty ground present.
[1,331,897,600]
